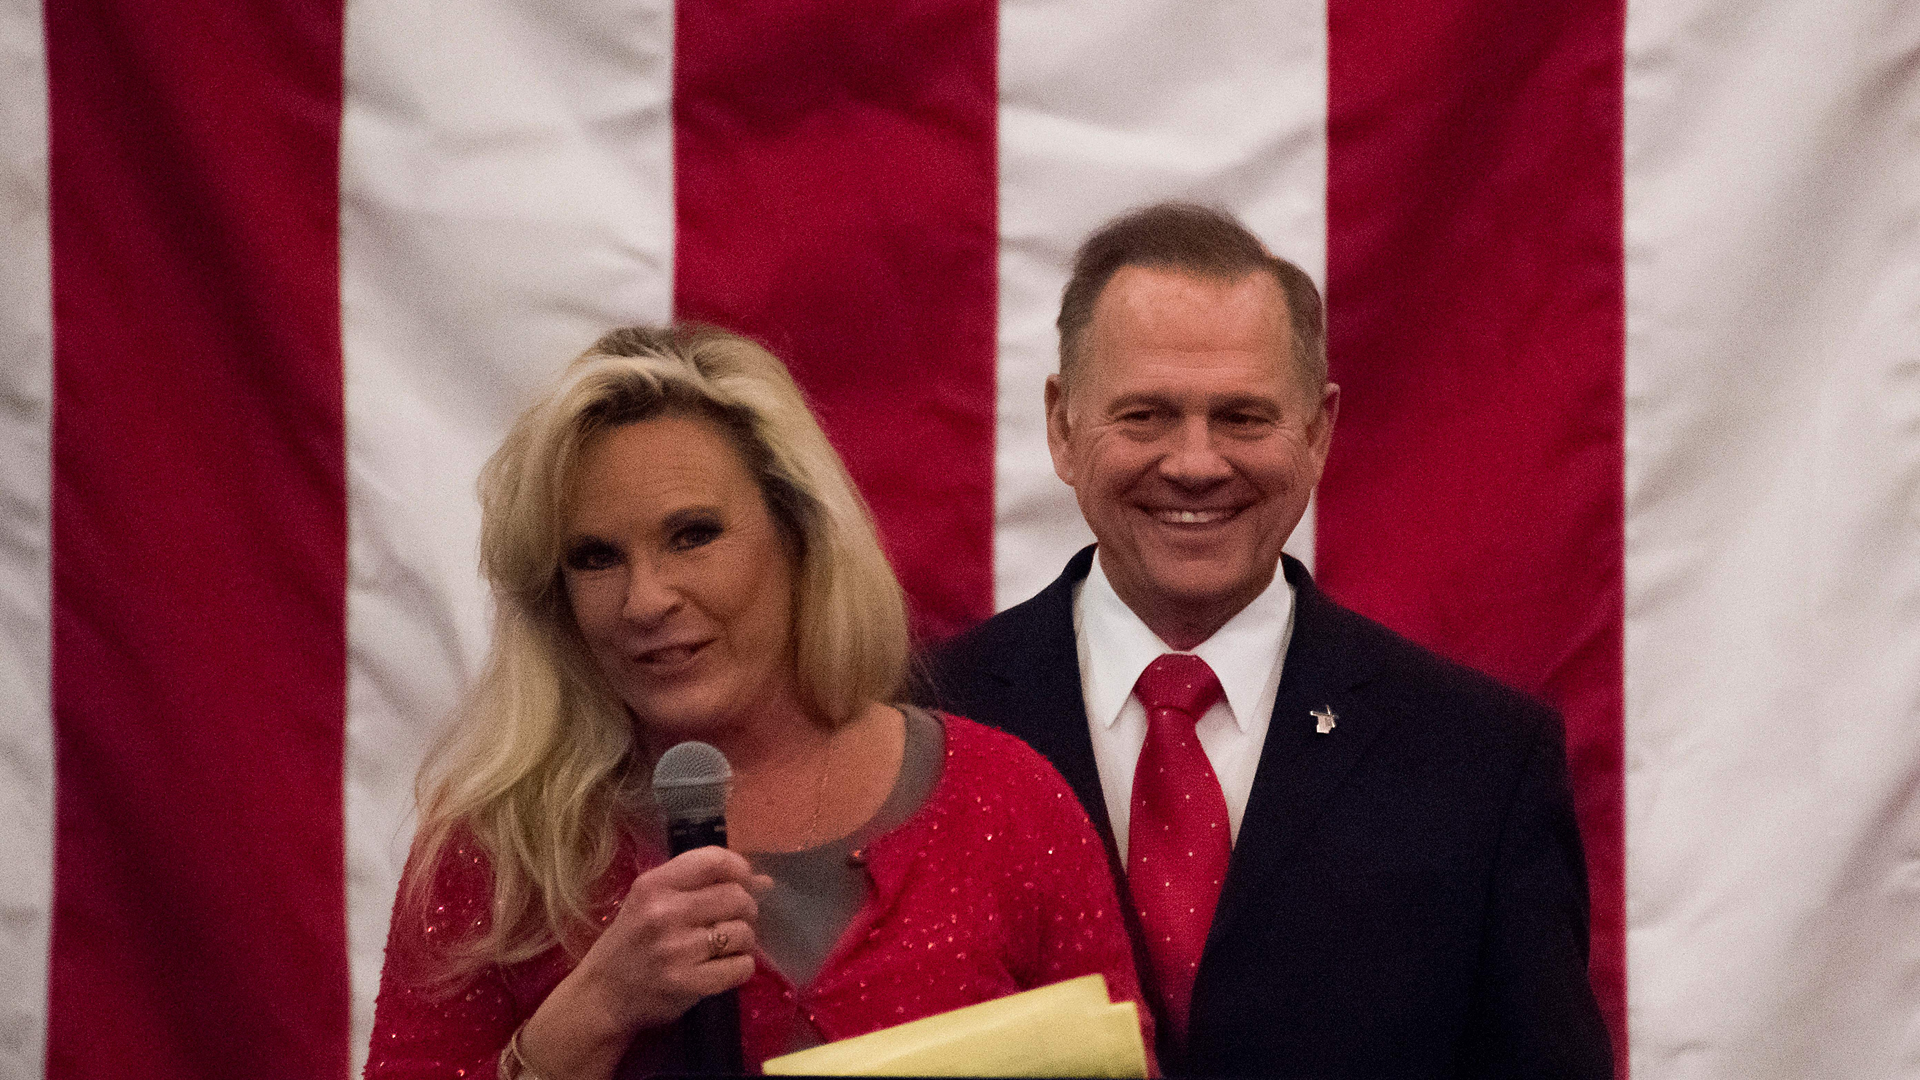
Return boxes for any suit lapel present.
[977,546,1112,829]
[1201,557,1395,957]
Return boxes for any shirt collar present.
[1077,549,1296,733]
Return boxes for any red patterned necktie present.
[1128,653,1231,1042]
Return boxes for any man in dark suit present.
[924,203,1612,1078]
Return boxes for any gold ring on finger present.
[707,926,730,959]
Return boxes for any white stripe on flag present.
[1624,0,1920,1074]
[0,1,50,1075]
[340,0,677,1066]
[994,0,1328,609]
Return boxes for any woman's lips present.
[633,639,710,668]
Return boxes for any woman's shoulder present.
[898,713,1113,921]
[921,711,1092,826]
[406,827,496,915]
[931,712,1058,780]
[379,827,500,991]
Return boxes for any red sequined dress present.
[364,715,1150,1077]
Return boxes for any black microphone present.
[619,741,744,1077]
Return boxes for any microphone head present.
[651,741,731,823]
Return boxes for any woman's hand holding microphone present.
[508,847,772,1080]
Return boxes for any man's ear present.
[1044,373,1076,487]
[1311,381,1340,467]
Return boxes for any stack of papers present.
[762,974,1147,1077]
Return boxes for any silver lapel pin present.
[1311,706,1338,735]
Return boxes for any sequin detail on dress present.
[361,716,1150,1077]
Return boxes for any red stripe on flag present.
[673,0,999,640]
[45,1,347,1077]
[1322,0,1627,1064]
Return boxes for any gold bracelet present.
[498,1022,549,1080]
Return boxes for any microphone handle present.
[614,811,741,1075]
[667,815,727,856]
[609,992,744,1078]
[683,991,745,1075]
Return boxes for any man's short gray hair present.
[1056,202,1327,394]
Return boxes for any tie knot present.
[1133,653,1224,721]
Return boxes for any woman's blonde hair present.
[407,324,908,980]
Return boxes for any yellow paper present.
[763,974,1148,1077]
[765,976,1110,1075]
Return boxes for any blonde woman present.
[364,326,1146,1078]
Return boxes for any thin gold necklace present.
[796,725,835,851]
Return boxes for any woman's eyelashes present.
[666,513,723,552]
[563,514,723,571]
[562,538,623,572]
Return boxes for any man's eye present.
[562,541,622,572]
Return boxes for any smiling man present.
[927,204,1612,1078]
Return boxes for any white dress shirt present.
[1073,550,1296,860]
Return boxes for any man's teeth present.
[1157,509,1229,524]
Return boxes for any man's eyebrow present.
[1210,393,1282,413]
[1102,390,1282,414]
[1104,391,1177,413]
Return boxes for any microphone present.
[653,741,732,856]
[629,741,744,1076]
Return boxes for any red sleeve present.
[363,841,517,1080]
[956,719,1159,1068]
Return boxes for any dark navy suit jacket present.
[922,547,1612,1079]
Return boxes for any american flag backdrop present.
[1,0,1917,1077]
